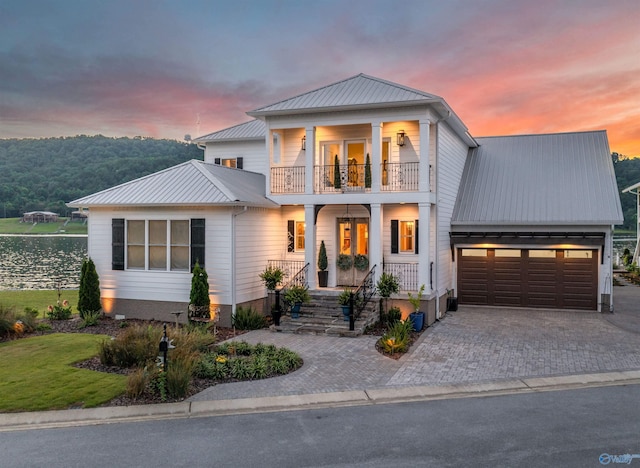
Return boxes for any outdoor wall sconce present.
[397,130,405,147]
[301,135,306,150]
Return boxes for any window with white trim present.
[295,221,305,252]
[399,221,414,253]
[126,220,190,271]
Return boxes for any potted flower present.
[317,240,328,287]
[338,287,352,321]
[284,284,310,319]
[407,284,425,332]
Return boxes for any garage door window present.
[529,250,556,258]
[495,249,521,257]
[461,249,487,256]
[564,250,593,258]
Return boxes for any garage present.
[457,248,598,310]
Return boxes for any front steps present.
[271,291,380,337]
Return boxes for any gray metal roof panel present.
[194,119,266,142]
[451,131,623,226]
[67,160,277,208]
[248,74,442,115]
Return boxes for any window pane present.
[171,246,190,271]
[529,250,556,258]
[149,246,166,269]
[564,250,593,259]
[127,246,145,269]
[296,222,305,251]
[149,220,166,244]
[400,221,414,253]
[495,249,521,257]
[357,223,368,255]
[127,220,144,244]
[171,220,189,245]
[461,249,487,257]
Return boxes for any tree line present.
[0,135,202,217]
[0,136,637,231]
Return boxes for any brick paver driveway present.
[191,283,640,402]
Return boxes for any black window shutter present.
[191,218,206,271]
[287,220,295,252]
[390,220,399,254]
[112,218,125,270]
[214,158,221,165]
[415,219,419,254]
[236,157,243,169]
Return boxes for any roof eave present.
[247,99,440,118]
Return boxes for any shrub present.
[379,319,413,354]
[47,301,72,320]
[126,367,150,398]
[232,306,267,330]
[20,308,39,332]
[385,307,402,326]
[78,257,101,318]
[190,261,211,308]
[78,310,101,329]
[0,305,17,337]
[98,324,163,368]
[166,354,196,398]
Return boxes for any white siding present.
[382,204,419,261]
[204,140,267,175]
[436,122,470,293]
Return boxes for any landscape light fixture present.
[301,135,306,150]
[397,130,405,147]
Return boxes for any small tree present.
[365,153,372,188]
[78,258,101,319]
[318,240,328,271]
[190,261,210,317]
[376,272,400,321]
[333,154,341,189]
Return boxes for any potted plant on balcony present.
[317,240,328,287]
[333,155,341,190]
[338,287,353,321]
[365,153,371,189]
[407,284,425,332]
[284,284,310,319]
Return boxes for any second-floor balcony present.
[271,162,428,195]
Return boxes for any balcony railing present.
[383,262,418,291]
[381,162,419,192]
[271,166,305,194]
[271,162,427,194]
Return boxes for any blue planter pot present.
[409,311,425,332]
[291,303,301,319]
[341,305,350,321]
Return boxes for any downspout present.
[231,206,248,321]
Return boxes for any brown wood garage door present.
[457,248,598,310]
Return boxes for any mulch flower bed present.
[364,321,425,360]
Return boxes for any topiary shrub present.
[189,261,210,319]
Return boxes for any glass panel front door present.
[337,217,369,286]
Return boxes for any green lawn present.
[0,290,79,318]
[0,217,87,235]
[0,333,126,412]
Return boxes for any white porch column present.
[304,204,316,289]
[418,202,431,292]
[419,119,431,193]
[369,203,382,281]
[371,122,382,194]
[305,127,315,195]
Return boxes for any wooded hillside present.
[0,136,202,217]
[614,154,640,232]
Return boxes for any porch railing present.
[383,262,418,291]
[349,264,376,331]
[314,164,370,193]
[267,260,306,281]
[271,166,305,194]
[381,162,419,191]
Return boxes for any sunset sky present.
[2,0,639,156]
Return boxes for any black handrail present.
[277,263,309,314]
[349,264,376,331]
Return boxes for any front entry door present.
[337,217,369,286]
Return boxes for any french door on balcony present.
[320,140,366,191]
[337,217,369,286]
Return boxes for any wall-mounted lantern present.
[301,135,306,151]
[397,130,405,147]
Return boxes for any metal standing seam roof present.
[67,160,278,208]
[451,131,624,226]
[247,73,443,115]
[194,119,266,143]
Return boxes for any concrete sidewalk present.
[2,278,640,431]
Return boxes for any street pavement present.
[2,275,640,430]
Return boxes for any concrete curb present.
[2,371,640,432]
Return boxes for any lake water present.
[0,235,88,290]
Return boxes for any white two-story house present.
[69,74,623,327]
